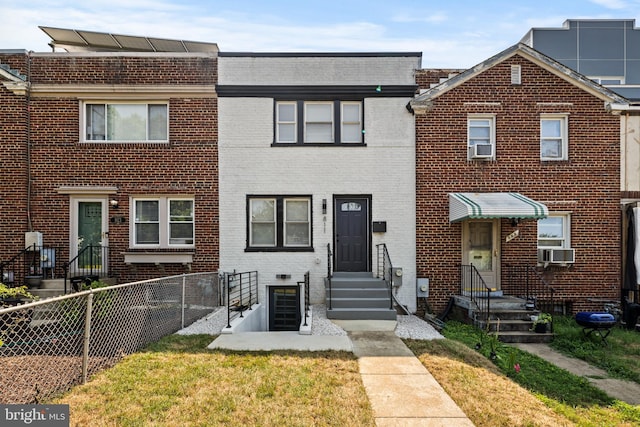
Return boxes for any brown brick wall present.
[0,52,218,283]
[415,55,621,315]
[0,67,29,262]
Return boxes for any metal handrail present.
[225,271,259,329]
[63,245,109,294]
[376,243,394,310]
[1,244,64,288]
[504,264,556,332]
[326,243,333,310]
[460,264,492,328]
[299,271,310,327]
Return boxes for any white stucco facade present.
[218,54,420,313]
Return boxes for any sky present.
[1,0,640,68]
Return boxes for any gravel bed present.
[177,304,444,340]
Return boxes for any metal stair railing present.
[298,271,310,327]
[375,243,395,311]
[63,245,109,294]
[459,264,492,328]
[326,243,333,310]
[504,264,556,332]
[1,244,65,288]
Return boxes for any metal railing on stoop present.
[376,243,410,315]
[459,264,492,328]
[326,243,333,310]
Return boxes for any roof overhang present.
[449,192,548,223]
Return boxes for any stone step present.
[326,307,397,320]
[490,309,541,321]
[326,287,389,299]
[497,331,554,344]
[328,278,387,289]
[328,297,393,310]
[486,319,535,332]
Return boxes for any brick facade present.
[0,52,219,283]
[414,53,621,315]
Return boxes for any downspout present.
[26,51,33,232]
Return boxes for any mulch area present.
[1,354,116,404]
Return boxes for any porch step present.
[325,307,398,320]
[497,331,554,344]
[325,272,396,321]
[29,279,65,300]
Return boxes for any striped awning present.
[449,192,548,223]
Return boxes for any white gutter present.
[607,102,640,112]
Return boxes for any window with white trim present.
[467,115,495,160]
[132,197,194,248]
[537,214,570,248]
[275,100,362,144]
[85,102,168,143]
[540,115,568,161]
[248,196,312,250]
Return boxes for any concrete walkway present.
[209,321,474,426]
[514,343,640,406]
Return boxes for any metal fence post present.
[82,292,94,384]
[181,274,186,329]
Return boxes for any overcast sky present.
[1,0,639,68]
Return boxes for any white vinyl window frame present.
[284,198,311,247]
[83,101,169,143]
[249,198,277,247]
[247,195,313,251]
[131,196,195,248]
[304,102,334,143]
[276,102,297,143]
[274,100,364,145]
[537,213,571,249]
[467,114,496,160]
[540,114,568,161]
[340,101,363,143]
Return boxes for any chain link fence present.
[0,272,221,404]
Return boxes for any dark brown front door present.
[335,197,370,272]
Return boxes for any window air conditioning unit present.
[470,144,493,159]
[537,248,575,265]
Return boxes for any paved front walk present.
[335,320,474,426]
[208,319,474,426]
[515,343,640,406]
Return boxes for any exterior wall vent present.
[511,64,521,85]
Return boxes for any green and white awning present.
[449,192,548,223]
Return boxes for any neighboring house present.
[0,27,219,286]
[521,19,640,100]
[522,19,640,309]
[216,52,422,322]
[410,43,628,315]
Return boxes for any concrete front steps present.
[454,294,554,343]
[325,272,397,320]
[29,279,66,300]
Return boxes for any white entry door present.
[463,219,500,290]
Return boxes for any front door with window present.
[463,220,500,290]
[71,198,108,274]
[334,197,370,272]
